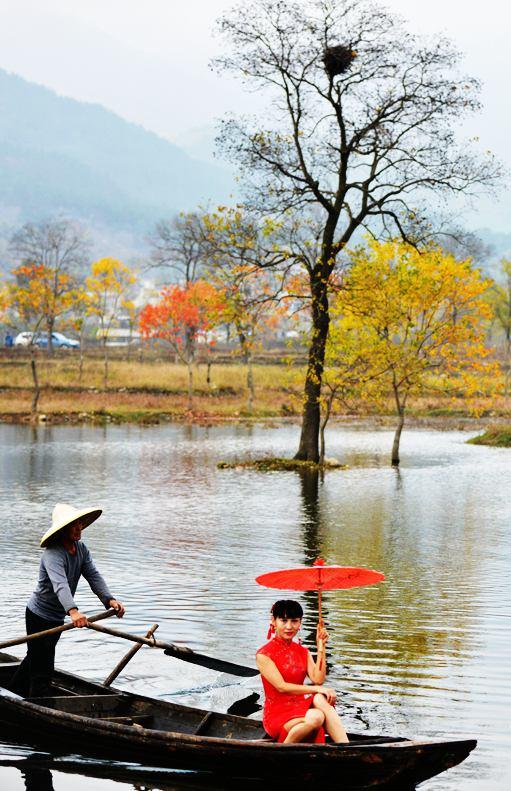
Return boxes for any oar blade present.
[163,647,259,677]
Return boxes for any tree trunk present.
[185,329,195,410]
[103,339,109,390]
[319,389,335,466]
[246,354,254,412]
[206,348,212,390]
[505,331,511,397]
[391,380,407,467]
[78,328,84,388]
[391,410,405,466]
[240,333,255,412]
[187,361,194,410]
[237,330,255,411]
[30,347,40,416]
[294,271,330,461]
[46,317,54,357]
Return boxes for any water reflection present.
[1,423,510,790]
[6,760,417,791]
[22,767,53,791]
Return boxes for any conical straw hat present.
[40,503,102,548]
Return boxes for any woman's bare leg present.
[312,693,349,743]
[283,709,325,744]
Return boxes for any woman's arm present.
[307,624,328,684]
[256,653,335,702]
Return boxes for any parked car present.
[14,332,34,347]
[36,332,80,349]
[14,331,79,348]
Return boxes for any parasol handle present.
[317,589,325,670]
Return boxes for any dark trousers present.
[10,608,64,698]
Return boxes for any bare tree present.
[9,218,90,355]
[214,0,503,461]
[147,212,208,285]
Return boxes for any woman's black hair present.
[271,600,303,620]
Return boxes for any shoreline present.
[0,405,506,433]
[1,357,509,433]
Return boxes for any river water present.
[0,422,509,791]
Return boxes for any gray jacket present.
[28,541,113,622]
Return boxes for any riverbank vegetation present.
[0,353,508,426]
[468,425,511,447]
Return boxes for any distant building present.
[96,326,141,347]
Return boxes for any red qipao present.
[256,636,325,743]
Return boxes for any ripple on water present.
[1,422,510,790]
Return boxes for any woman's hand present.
[316,624,329,647]
[314,686,337,704]
[108,599,125,618]
[69,608,88,628]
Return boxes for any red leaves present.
[139,280,225,358]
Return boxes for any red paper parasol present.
[256,558,384,628]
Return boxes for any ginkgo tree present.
[86,258,136,389]
[7,263,80,414]
[139,280,226,410]
[326,240,500,465]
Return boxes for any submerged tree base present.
[217,457,347,471]
[467,425,511,447]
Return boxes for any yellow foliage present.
[86,258,136,332]
[0,280,9,319]
[8,263,78,334]
[326,240,501,413]
[201,207,285,356]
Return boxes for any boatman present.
[11,503,125,697]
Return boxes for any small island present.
[217,457,347,472]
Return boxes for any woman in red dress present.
[256,600,349,744]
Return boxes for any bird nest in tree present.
[323,45,357,78]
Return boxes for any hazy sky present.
[0,0,509,229]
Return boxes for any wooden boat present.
[0,651,475,788]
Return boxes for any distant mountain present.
[0,69,236,233]
[477,229,511,259]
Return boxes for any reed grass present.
[0,357,301,392]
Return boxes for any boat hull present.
[0,653,476,787]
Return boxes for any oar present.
[103,623,159,686]
[0,609,117,650]
[87,622,259,677]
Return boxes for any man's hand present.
[108,599,125,618]
[69,608,88,628]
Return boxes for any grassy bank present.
[468,425,511,447]
[0,354,509,425]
